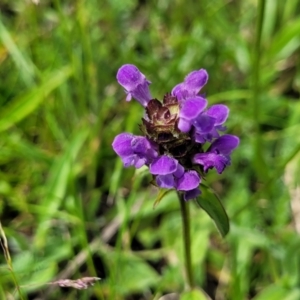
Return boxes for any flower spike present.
[113,65,239,200]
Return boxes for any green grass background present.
[0,0,300,299]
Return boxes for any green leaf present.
[153,189,172,208]
[180,289,211,300]
[0,66,72,132]
[195,185,229,237]
[103,251,158,295]
[0,18,36,86]
[34,127,89,248]
[253,285,300,300]
[269,18,300,60]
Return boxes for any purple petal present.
[133,158,147,168]
[112,133,134,157]
[116,64,152,107]
[178,118,192,133]
[131,136,158,164]
[184,69,208,94]
[193,135,239,173]
[171,83,186,101]
[122,155,146,169]
[184,188,201,201]
[122,155,135,167]
[131,137,155,154]
[206,104,229,125]
[130,84,152,107]
[146,143,159,159]
[194,133,206,144]
[112,134,159,168]
[193,115,215,133]
[131,136,148,153]
[179,97,207,120]
[209,134,240,155]
[156,174,175,189]
[117,64,144,90]
[193,152,229,174]
[174,163,185,178]
[196,127,220,143]
[171,69,209,101]
[150,155,178,175]
[216,124,227,132]
[176,170,200,191]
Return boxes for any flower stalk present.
[178,192,194,289]
[112,64,240,289]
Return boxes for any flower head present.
[113,65,239,200]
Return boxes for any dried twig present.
[0,220,24,300]
[48,277,101,290]
[284,157,300,233]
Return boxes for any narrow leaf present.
[0,18,36,85]
[0,66,72,132]
[153,189,172,209]
[195,185,229,237]
[269,18,300,59]
[34,127,89,248]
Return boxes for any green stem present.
[253,0,265,127]
[178,193,194,290]
[252,0,266,178]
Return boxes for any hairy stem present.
[178,193,194,289]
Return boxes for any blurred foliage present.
[0,0,300,299]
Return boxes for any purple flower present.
[178,96,208,132]
[112,133,158,168]
[113,64,239,201]
[149,156,201,201]
[193,104,229,143]
[171,69,209,102]
[193,135,239,174]
[116,64,152,107]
